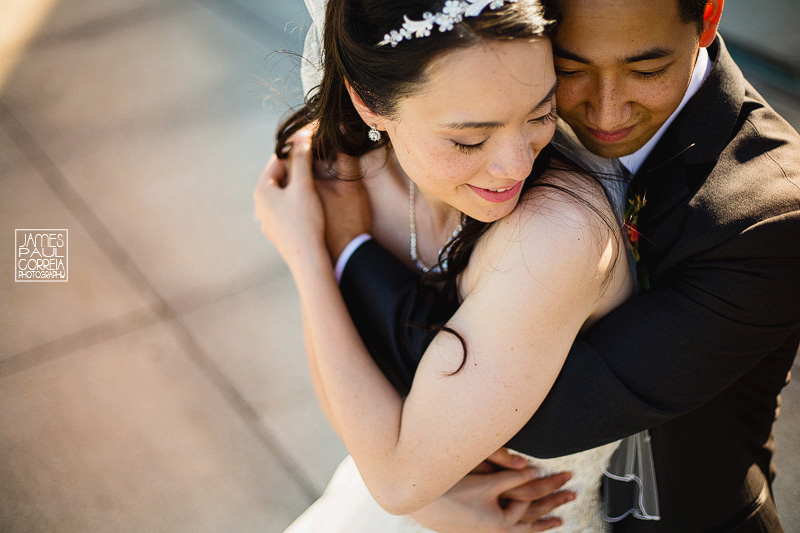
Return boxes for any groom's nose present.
[586,77,632,131]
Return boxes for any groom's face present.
[553,0,706,158]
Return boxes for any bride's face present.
[379,39,557,223]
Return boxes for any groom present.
[325,0,800,530]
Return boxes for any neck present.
[386,150,462,240]
[416,187,462,239]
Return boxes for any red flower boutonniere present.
[624,194,649,289]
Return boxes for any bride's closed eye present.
[451,98,556,155]
[453,139,487,154]
[530,106,558,125]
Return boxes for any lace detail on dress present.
[509,441,621,532]
[286,442,622,533]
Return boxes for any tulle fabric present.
[603,430,661,522]
[301,0,326,99]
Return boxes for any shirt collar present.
[618,46,713,176]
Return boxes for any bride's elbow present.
[373,492,426,516]
[363,475,430,516]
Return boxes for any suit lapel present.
[629,135,690,275]
[627,36,746,279]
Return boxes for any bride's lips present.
[468,181,523,203]
[587,125,635,143]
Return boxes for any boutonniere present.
[624,194,649,289]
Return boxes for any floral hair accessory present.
[377,0,518,47]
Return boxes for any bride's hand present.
[408,467,572,533]
[254,129,327,269]
[409,448,575,532]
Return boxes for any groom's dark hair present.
[678,0,711,32]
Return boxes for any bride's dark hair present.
[276,0,558,265]
[276,0,617,378]
[277,0,556,160]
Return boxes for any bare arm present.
[256,142,623,516]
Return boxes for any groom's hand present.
[409,449,575,533]
[315,153,371,263]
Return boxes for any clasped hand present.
[410,448,575,533]
[253,127,371,268]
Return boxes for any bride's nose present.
[486,137,535,181]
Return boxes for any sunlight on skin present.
[0,0,60,93]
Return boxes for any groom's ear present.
[345,81,387,132]
[699,0,723,48]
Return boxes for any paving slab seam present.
[166,263,293,317]
[1,101,321,503]
[0,306,163,378]
[166,314,321,501]
[0,101,164,305]
[0,263,291,369]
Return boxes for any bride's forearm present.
[290,249,412,510]
[301,309,342,439]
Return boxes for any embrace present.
[254,0,800,531]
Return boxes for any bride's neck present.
[416,186,462,239]
[382,150,462,239]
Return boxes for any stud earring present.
[368,125,381,143]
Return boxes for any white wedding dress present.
[286,442,622,533]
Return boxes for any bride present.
[255,0,657,530]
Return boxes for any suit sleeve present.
[341,214,800,456]
[506,211,800,456]
[339,239,457,397]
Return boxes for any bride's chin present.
[468,202,519,223]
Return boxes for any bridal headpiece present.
[300,0,522,97]
[377,0,519,47]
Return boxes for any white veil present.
[301,0,326,100]
[299,0,660,524]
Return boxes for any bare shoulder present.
[462,168,622,299]
[518,166,617,232]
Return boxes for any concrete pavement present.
[1,1,797,531]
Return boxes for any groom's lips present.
[587,125,635,143]
[468,181,523,203]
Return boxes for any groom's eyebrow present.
[441,81,558,131]
[553,44,675,65]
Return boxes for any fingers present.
[488,467,542,498]
[287,130,314,187]
[257,154,287,188]
[521,490,576,522]
[502,499,531,527]
[501,472,572,501]
[470,460,498,474]
[485,448,529,471]
[511,517,564,532]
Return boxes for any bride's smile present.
[353,38,558,224]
